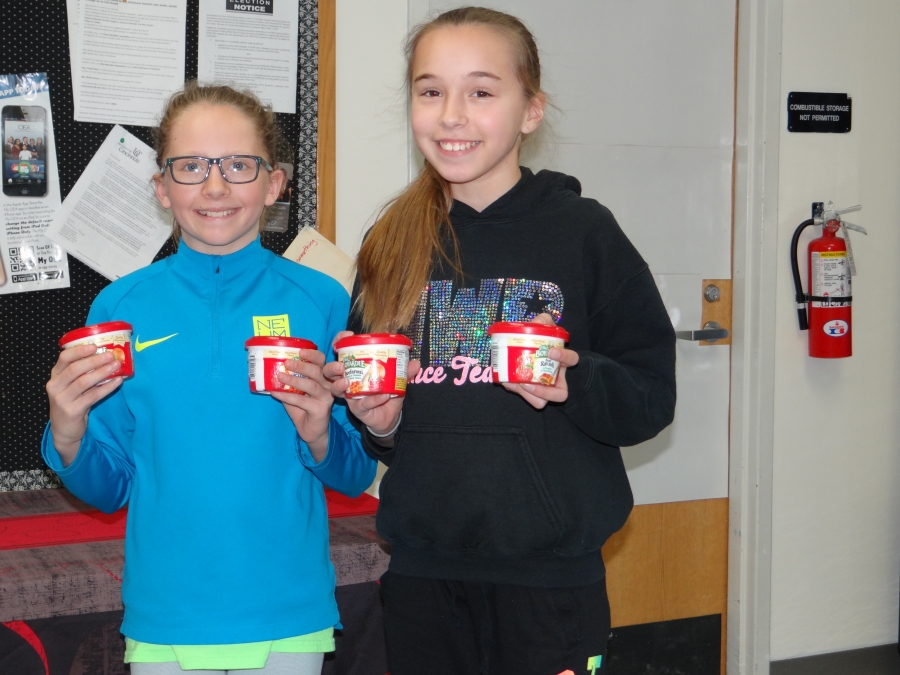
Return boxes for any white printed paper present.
[66,0,82,111]
[198,0,298,113]
[73,0,186,126]
[46,126,171,280]
[0,73,69,295]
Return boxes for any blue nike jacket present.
[43,238,375,645]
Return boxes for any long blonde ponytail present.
[355,163,458,332]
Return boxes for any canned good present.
[334,333,412,398]
[245,336,317,394]
[488,321,570,386]
[59,321,135,383]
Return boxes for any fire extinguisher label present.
[811,251,850,307]
[823,319,849,337]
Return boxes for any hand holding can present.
[245,336,317,394]
[49,321,133,466]
[58,321,135,384]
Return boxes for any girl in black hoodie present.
[325,7,676,675]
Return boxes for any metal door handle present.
[675,321,729,342]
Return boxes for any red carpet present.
[0,489,378,551]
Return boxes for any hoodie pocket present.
[377,425,565,558]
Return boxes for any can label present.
[491,334,564,385]
[338,345,408,398]
[247,347,305,394]
[65,333,134,381]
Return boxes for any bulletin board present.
[0,0,323,490]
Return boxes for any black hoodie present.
[350,168,676,587]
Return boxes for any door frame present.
[317,0,336,242]
[729,0,783,672]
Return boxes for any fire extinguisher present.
[790,201,867,358]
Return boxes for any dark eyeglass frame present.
[162,155,274,185]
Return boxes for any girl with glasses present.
[44,81,374,675]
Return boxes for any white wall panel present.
[541,144,733,278]
[771,0,900,659]
[335,0,409,257]
[417,1,735,149]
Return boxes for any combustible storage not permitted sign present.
[788,92,851,133]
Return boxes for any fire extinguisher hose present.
[790,218,815,330]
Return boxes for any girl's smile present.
[411,24,544,211]
[154,103,283,256]
[437,140,481,153]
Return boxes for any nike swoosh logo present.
[134,334,178,352]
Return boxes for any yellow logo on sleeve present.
[253,314,291,337]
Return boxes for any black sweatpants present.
[380,570,610,675]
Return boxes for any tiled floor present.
[771,644,900,675]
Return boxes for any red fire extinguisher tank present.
[806,219,852,358]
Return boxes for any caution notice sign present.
[788,92,852,133]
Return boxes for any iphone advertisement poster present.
[0,73,68,294]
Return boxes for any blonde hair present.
[153,81,287,246]
[355,7,546,332]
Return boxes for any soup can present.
[245,336,317,394]
[59,321,135,383]
[334,333,412,398]
[488,321,569,385]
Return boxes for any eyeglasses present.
[162,155,274,185]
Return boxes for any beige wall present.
[771,0,900,659]
[334,0,409,257]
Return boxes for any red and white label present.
[338,345,409,398]
[247,346,305,394]
[61,332,134,381]
[490,333,564,385]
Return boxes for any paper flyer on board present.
[45,126,171,280]
[0,73,68,295]
[72,0,186,126]
[66,0,82,110]
[198,0,298,113]
[283,226,355,294]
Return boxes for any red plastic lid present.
[487,321,569,341]
[59,321,133,347]
[334,333,412,349]
[245,336,317,350]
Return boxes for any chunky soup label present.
[339,345,408,398]
[247,347,305,394]
[491,335,564,385]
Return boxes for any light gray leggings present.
[128,652,325,674]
